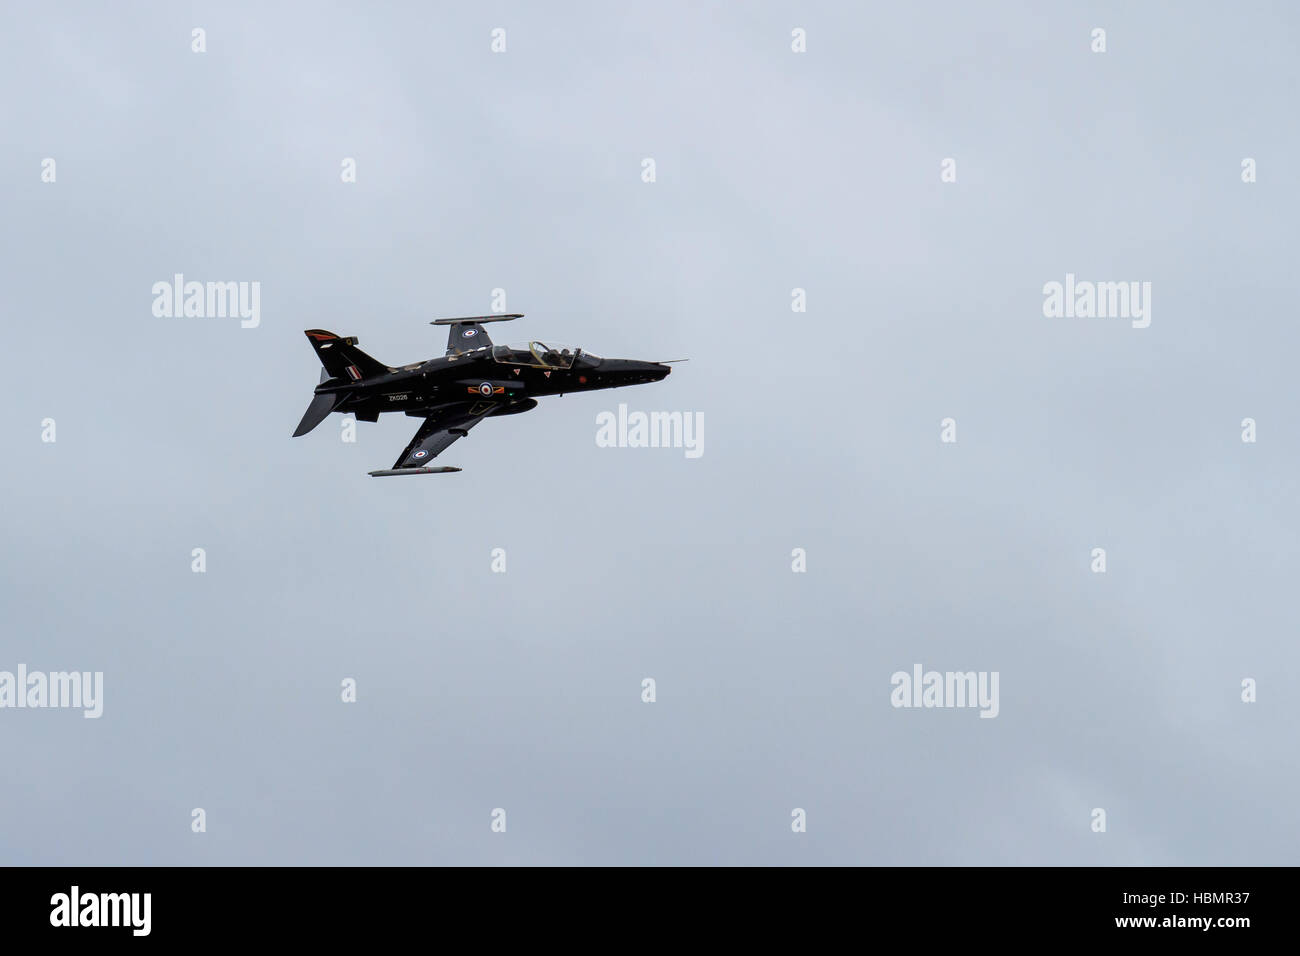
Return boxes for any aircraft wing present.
[431,314,522,356]
[390,402,496,468]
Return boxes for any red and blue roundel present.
[462,328,477,337]
[413,450,429,459]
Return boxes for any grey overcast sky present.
[2,0,1298,865]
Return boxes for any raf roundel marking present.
[478,382,493,396]
[413,449,429,459]
[462,328,477,337]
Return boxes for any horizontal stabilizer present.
[293,390,346,437]
[367,466,463,477]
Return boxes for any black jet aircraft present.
[292,314,676,475]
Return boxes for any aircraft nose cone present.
[601,359,671,385]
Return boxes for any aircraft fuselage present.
[319,348,670,422]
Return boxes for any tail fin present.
[303,329,391,382]
[294,330,389,437]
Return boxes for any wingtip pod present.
[367,466,463,477]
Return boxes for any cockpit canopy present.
[492,341,599,369]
